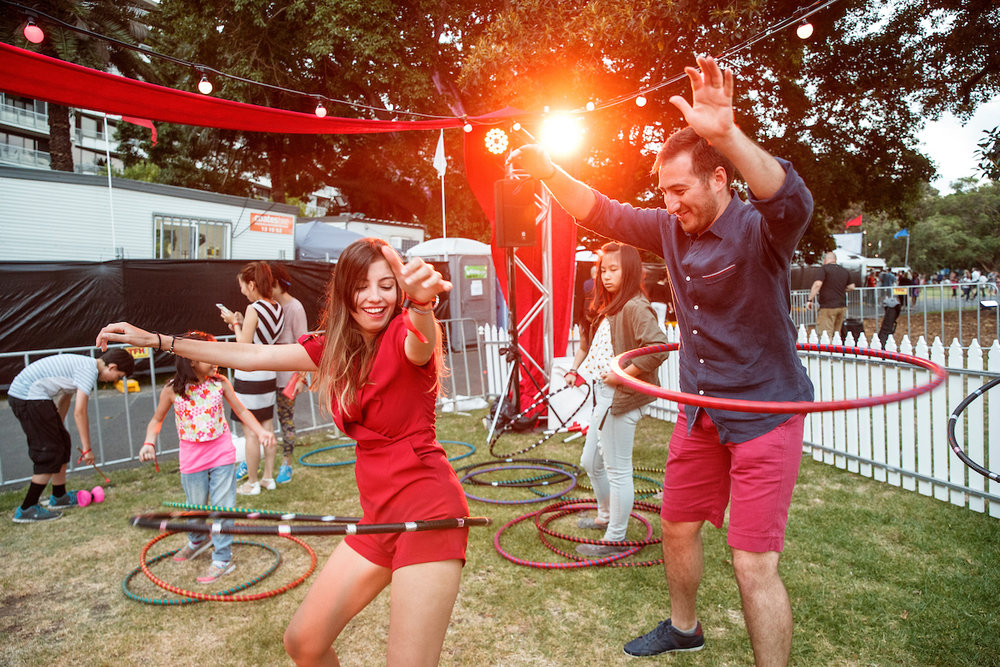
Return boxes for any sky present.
[919,96,1000,194]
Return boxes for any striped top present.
[9,354,99,401]
[249,299,284,345]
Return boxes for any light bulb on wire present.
[197,74,213,95]
[463,123,473,133]
[23,17,44,44]
[635,95,647,108]
[586,101,595,112]
[796,19,814,39]
[314,100,327,118]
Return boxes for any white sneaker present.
[260,478,276,491]
[237,481,260,495]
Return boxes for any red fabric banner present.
[0,42,520,134]
[844,214,862,228]
[120,115,157,145]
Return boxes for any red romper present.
[300,316,470,569]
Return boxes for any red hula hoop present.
[139,531,317,602]
[612,343,947,414]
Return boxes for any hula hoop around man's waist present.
[611,342,946,414]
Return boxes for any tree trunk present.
[47,103,74,172]
[267,135,286,203]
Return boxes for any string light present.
[463,123,473,133]
[635,95,647,107]
[796,19,814,39]
[23,16,44,43]
[197,73,213,95]
[314,100,327,118]
[586,101,595,111]
[484,128,509,155]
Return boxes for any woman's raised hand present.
[380,245,452,304]
[96,322,155,351]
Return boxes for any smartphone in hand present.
[216,303,230,314]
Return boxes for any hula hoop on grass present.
[576,472,662,496]
[611,343,947,413]
[494,506,642,569]
[138,530,316,603]
[947,376,1000,482]
[161,501,361,523]
[460,465,576,505]
[122,536,282,605]
[299,440,476,468]
[533,505,664,568]
[131,513,492,536]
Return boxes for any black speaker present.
[494,178,537,247]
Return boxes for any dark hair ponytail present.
[238,261,274,300]
[167,331,217,398]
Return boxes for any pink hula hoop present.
[611,343,947,414]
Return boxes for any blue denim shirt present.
[580,158,815,443]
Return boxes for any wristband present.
[169,335,178,355]
[143,442,155,449]
[566,369,578,376]
[155,332,163,351]
[402,296,439,316]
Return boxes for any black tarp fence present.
[1,260,335,390]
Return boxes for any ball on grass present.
[91,486,105,503]
[77,489,93,507]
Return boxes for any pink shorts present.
[662,410,805,553]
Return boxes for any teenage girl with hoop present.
[98,238,468,666]
[565,242,669,556]
[139,331,276,584]
[219,261,284,495]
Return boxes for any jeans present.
[180,463,237,563]
[579,382,642,541]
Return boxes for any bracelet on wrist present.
[402,296,439,314]
[154,332,163,351]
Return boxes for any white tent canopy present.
[407,237,491,258]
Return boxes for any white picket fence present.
[480,323,1000,518]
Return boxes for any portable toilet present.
[407,237,497,351]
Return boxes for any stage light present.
[540,112,584,157]
[314,100,327,118]
[484,128,509,155]
[23,17,44,44]
[635,95,647,107]
[796,19,814,39]
[197,74,213,95]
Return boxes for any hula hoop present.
[576,471,662,496]
[131,513,492,536]
[460,465,576,505]
[494,506,643,569]
[612,343,947,413]
[533,499,662,548]
[161,501,361,523]
[533,505,664,568]
[122,535,282,605]
[299,440,476,467]
[947,376,1000,482]
[489,382,592,458]
[138,530,317,602]
[455,457,581,487]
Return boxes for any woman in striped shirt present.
[220,261,284,495]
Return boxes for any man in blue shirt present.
[511,56,813,665]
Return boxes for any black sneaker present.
[624,619,704,657]
[12,504,63,523]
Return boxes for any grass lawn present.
[1,410,998,666]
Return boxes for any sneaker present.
[235,461,248,480]
[576,543,630,557]
[275,463,293,484]
[577,516,609,530]
[48,491,79,509]
[237,481,260,496]
[623,619,704,657]
[196,560,236,584]
[260,477,276,491]
[13,504,63,523]
[173,539,213,562]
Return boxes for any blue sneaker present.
[48,491,79,509]
[276,463,293,484]
[236,461,248,480]
[624,619,704,657]
[13,504,63,523]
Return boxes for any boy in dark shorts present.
[9,349,134,523]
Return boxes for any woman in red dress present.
[97,238,468,666]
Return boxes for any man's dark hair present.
[650,127,736,188]
[100,348,135,376]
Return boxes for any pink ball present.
[91,486,105,503]
[77,489,92,507]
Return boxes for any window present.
[154,215,231,259]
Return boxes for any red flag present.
[120,115,157,146]
[844,214,862,229]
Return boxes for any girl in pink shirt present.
[140,331,276,584]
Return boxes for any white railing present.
[482,322,1000,518]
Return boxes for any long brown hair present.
[168,331,218,398]
[238,261,275,300]
[588,242,643,323]
[315,238,444,418]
